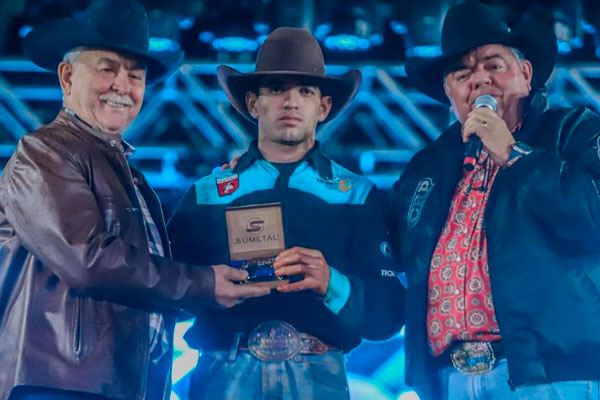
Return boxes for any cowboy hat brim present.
[217,65,362,123]
[405,20,558,105]
[23,19,183,85]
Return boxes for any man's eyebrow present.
[482,53,505,62]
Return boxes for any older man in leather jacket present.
[390,3,600,400]
[0,1,268,400]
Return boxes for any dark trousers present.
[9,386,109,400]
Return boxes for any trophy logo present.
[246,218,265,234]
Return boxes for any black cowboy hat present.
[22,0,184,85]
[217,27,362,123]
[405,2,558,105]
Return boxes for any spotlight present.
[212,37,258,52]
[314,3,385,52]
[325,35,371,51]
[18,25,33,38]
[149,38,181,52]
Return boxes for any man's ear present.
[443,81,451,100]
[246,91,259,119]
[58,62,74,96]
[443,82,456,113]
[521,59,533,91]
[317,95,332,122]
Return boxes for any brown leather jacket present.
[0,111,215,400]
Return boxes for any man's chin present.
[274,131,311,147]
[100,116,132,135]
[100,121,129,135]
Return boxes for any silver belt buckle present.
[450,341,496,374]
[248,321,301,362]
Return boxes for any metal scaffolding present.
[1,59,599,192]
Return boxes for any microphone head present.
[474,94,498,112]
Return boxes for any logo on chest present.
[317,176,353,192]
[216,175,239,196]
[407,178,435,228]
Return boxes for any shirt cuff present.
[323,266,351,314]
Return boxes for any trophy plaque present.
[225,203,288,288]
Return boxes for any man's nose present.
[283,89,300,108]
[472,68,492,90]
[111,70,131,93]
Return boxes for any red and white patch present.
[216,175,239,196]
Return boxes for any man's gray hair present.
[507,46,526,64]
[62,47,88,64]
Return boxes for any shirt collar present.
[121,140,136,157]
[233,140,333,179]
[60,107,135,156]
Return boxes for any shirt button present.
[110,140,116,147]
[456,323,461,328]
[454,290,459,295]
[456,257,462,262]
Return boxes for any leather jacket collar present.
[59,108,135,155]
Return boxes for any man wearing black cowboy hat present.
[0,1,270,400]
[167,27,405,399]
[389,2,600,399]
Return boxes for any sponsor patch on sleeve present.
[216,174,239,196]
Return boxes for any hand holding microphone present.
[463,94,498,171]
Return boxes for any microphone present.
[463,94,498,171]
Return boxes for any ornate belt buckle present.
[248,321,301,362]
[450,341,496,374]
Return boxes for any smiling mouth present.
[103,100,131,109]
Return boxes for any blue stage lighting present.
[314,24,333,41]
[325,34,371,51]
[254,22,270,34]
[390,21,408,35]
[257,34,268,44]
[212,37,258,52]
[370,33,384,46]
[557,40,572,54]
[149,38,180,52]
[571,36,583,49]
[406,46,442,58]
[19,25,33,38]
[582,21,596,34]
[177,17,195,31]
[198,31,215,43]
